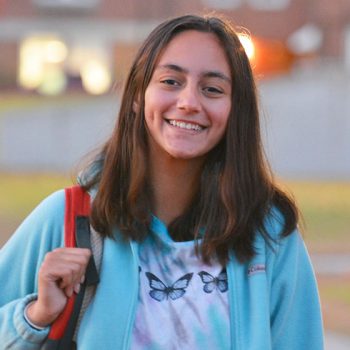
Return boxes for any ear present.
[132,91,142,113]
[133,100,139,113]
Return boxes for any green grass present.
[0,94,61,113]
[0,93,103,114]
[322,283,350,306]
[317,276,350,335]
[285,181,350,252]
[0,173,71,246]
[0,173,71,220]
[0,95,43,113]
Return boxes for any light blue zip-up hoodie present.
[0,190,324,349]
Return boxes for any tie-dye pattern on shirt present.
[130,216,231,350]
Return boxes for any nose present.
[176,83,201,113]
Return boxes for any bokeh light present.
[238,34,255,60]
[18,36,68,94]
[80,59,112,95]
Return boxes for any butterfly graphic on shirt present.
[198,269,228,293]
[145,272,193,302]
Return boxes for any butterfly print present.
[198,269,228,293]
[145,272,193,302]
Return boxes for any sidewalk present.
[311,254,350,349]
[325,331,350,350]
[311,253,350,276]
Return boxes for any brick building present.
[0,0,349,93]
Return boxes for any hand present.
[26,247,91,327]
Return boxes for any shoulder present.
[29,189,66,221]
[21,189,66,235]
[258,208,310,276]
[263,207,287,240]
[255,207,303,260]
[262,206,301,245]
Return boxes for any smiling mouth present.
[167,119,205,131]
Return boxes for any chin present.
[166,149,206,161]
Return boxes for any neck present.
[148,152,205,226]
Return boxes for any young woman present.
[0,14,324,349]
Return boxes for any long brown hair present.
[82,14,299,264]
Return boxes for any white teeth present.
[169,120,203,131]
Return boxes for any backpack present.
[42,185,103,350]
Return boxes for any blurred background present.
[0,0,349,348]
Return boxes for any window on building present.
[345,26,350,72]
[247,0,290,11]
[18,36,68,95]
[201,0,242,10]
[32,0,100,9]
[18,35,112,95]
[287,24,323,55]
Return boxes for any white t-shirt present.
[130,216,231,349]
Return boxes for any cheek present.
[144,90,163,124]
[212,104,231,130]
[143,89,153,121]
[144,104,152,126]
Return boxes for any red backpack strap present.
[64,185,91,247]
[43,185,93,350]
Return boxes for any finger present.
[38,248,91,302]
[74,283,81,294]
[41,249,91,283]
[64,285,75,298]
[50,248,91,265]
[53,247,91,255]
[56,263,85,289]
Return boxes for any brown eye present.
[161,79,180,86]
[203,86,223,95]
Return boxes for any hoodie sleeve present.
[267,229,324,349]
[0,190,65,349]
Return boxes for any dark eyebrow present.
[203,71,231,84]
[157,64,188,74]
[156,64,231,84]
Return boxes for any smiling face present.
[144,30,232,162]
